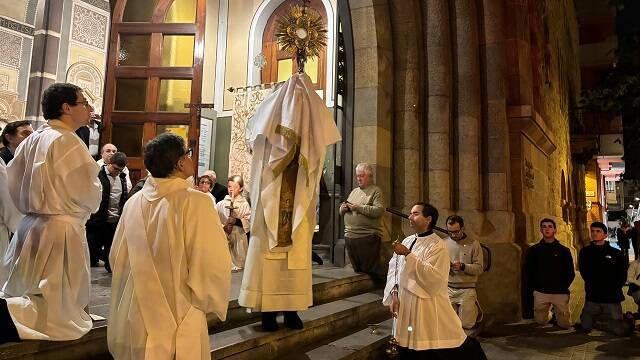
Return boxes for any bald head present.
[101,143,117,163]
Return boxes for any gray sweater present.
[444,235,484,288]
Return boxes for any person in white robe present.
[384,202,487,359]
[0,83,101,343]
[0,158,23,286]
[216,175,250,271]
[108,133,232,360]
[239,73,341,331]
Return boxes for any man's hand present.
[340,202,350,212]
[393,242,410,256]
[224,221,234,234]
[347,203,358,212]
[389,292,399,317]
[451,260,462,271]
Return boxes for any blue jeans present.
[580,301,626,335]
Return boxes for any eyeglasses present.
[448,229,463,235]
[74,100,91,108]
[199,180,212,185]
[111,165,124,173]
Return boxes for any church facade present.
[0,0,588,325]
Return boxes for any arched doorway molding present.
[247,0,335,107]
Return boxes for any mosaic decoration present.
[0,74,9,91]
[80,0,110,12]
[66,61,104,112]
[71,4,108,50]
[0,16,34,36]
[0,30,22,68]
[229,87,274,185]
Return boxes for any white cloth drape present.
[239,73,341,311]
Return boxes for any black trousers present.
[0,298,20,344]
[345,234,387,280]
[86,221,118,267]
[398,336,488,360]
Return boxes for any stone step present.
[297,318,393,360]
[0,270,378,360]
[211,292,388,360]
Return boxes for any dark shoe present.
[284,311,303,329]
[104,261,112,274]
[261,312,279,332]
[312,251,323,265]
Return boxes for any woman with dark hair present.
[108,133,232,359]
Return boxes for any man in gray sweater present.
[444,215,484,335]
[340,163,386,281]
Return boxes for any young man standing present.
[526,218,575,329]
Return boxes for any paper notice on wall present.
[199,117,213,175]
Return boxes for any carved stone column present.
[423,0,453,219]
[390,0,422,218]
[452,0,484,235]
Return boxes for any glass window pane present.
[119,35,150,66]
[159,79,191,112]
[162,36,194,67]
[111,123,144,158]
[157,125,189,144]
[306,56,319,84]
[123,0,158,22]
[277,59,293,82]
[165,0,196,23]
[115,79,147,111]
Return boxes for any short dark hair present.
[590,221,607,233]
[143,133,186,178]
[540,218,556,229]
[446,215,464,227]
[110,152,128,168]
[1,120,32,147]
[41,83,82,120]
[413,202,439,230]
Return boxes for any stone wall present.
[348,0,583,324]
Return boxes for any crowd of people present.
[0,82,638,359]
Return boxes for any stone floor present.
[479,273,640,360]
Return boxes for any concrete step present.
[295,318,393,360]
[212,292,388,360]
[0,270,378,360]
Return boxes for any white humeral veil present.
[239,73,341,311]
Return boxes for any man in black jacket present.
[579,221,629,336]
[86,152,128,273]
[526,218,575,329]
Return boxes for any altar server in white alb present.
[239,73,341,331]
[0,83,101,344]
[0,158,23,286]
[108,133,232,360]
[216,175,251,271]
[384,202,487,359]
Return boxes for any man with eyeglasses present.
[444,215,485,336]
[86,152,129,273]
[0,83,101,343]
[97,143,132,192]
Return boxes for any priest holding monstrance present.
[239,3,341,331]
